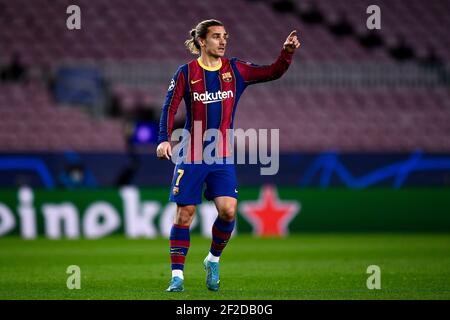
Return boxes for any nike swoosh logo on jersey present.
[191,79,202,84]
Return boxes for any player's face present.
[202,26,228,58]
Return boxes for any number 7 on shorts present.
[175,169,184,186]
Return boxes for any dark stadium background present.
[0,0,449,300]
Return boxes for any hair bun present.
[190,29,196,37]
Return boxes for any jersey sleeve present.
[157,67,186,144]
[234,49,294,85]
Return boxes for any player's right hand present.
[283,30,301,53]
[156,141,172,160]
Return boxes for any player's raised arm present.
[233,30,300,85]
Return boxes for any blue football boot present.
[203,258,220,291]
[166,276,184,292]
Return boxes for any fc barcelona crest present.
[172,186,180,196]
[221,72,232,82]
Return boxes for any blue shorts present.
[169,162,238,205]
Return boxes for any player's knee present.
[175,205,196,226]
[218,203,237,222]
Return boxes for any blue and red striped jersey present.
[158,49,293,160]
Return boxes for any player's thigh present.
[204,164,238,201]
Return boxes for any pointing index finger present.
[288,30,297,39]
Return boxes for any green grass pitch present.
[1,234,450,300]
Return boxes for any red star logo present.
[239,185,300,237]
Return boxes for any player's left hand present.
[283,30,301,53]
